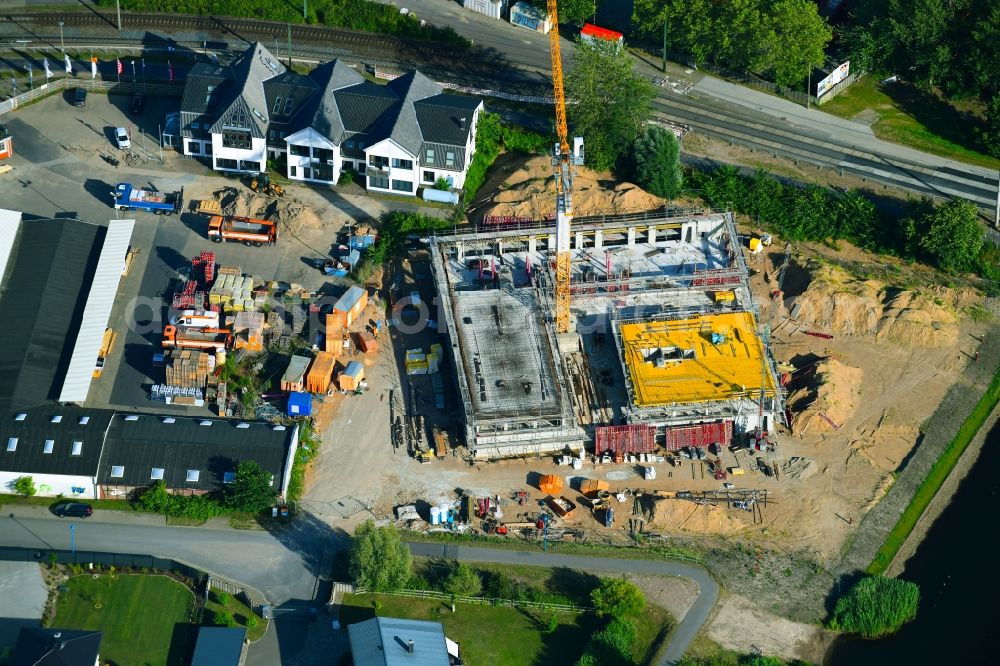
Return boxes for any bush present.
[13,475,36,497]
[577,617,635,666]
[591,577,645,618]
[213,610,235,627]
[442,562,482,597]
[829,575,920,638]
[337,169,355,186]
[245,615,259,629]
[213,590,230,606]
[349,520,411,591]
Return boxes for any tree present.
[633,126,683,199]
[213,610,235,627]
[761,0,832,88]
[829,575,920,638]
[224,460,277,513]
[442,562,482,597]
[590,577,645,617]
[566,38,655,170]
[349,520,412,591]
[13,475,36,497]
[919,199,984,273]
[978,92,1000,158]
[527,0,599,25]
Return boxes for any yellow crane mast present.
[545,0,583,334]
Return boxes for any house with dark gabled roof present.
[10,627,102,666]
[177,43,483,196]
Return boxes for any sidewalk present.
[2,502,167,527]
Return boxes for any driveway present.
[0,561,48,648]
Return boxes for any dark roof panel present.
[414,95,481,146]
[191,627,246,666]
[1,406,112,477]
[11,628,102,666]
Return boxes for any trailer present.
[207,215,277,246]
[93,328,116,378]
[161,325,230,352]
[112,182,183,214]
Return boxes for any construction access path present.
[410,542,719,666]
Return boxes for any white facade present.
[211,134,266,173]
[364,139,420,195]
[463,0,507,19]
[284,128,341,184]
[0,471,95,499]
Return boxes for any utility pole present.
[806,68,811,110]
[287,23,292,69]
[69,523,76,562]
[58,21,64,53]
[303,0,308,20]
[662,17,668,74]
[117,0,122,31]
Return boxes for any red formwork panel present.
[662,421,733,450]
[595,425,656,458]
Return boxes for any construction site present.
[431,210,784,461]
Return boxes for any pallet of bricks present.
[164,350,212,388]
[209,265,257,312]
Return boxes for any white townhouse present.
[178,43,484,196]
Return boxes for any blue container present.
[286,391,313,416]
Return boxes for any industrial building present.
[429,210,784,460]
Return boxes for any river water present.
[825,422,1000,664]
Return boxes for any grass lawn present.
[52,574,196,666]
[204,590,267,642]
[819,76,1000,169]
[340,592,672,665]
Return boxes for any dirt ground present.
[623,573,700,624]
[705,592,836,663]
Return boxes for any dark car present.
[52,502,93,518]
[130,92,144,114]
[73,87,86,107]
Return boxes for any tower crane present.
[545,0,584,334]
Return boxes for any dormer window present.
[272,96,283,114]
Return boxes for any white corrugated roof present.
[58,219,135,403]
[0,208,23,288]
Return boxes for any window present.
[290,165,297,177]
[125,415,139,422]
[290,144,310,157]
[199,420,212,426]
[205,85,214,105]
[150,468,165,480]
[43,440,54,454]
[313,164,333,181]
[222,128,252,150]
[217,158,238,169]
[186,469,200,482]
[6,437,16,452]
[79,416,90,425]
[237,423,250,429]
[223,471,236,484]
[315,148,333,163]
[357,140,365,149]
[71,441,83,456]
[51,415,62,423]
[283,98,294,115]
[279,132,286,139]
[391,158,413,170]
[391,179,413,193]
[302,167,312,179]
[369,156,388,169]
[162,417,175,424]
[272,96,283,114]
[345,140,354,149]
[269,130,276,140]
[368,174,389,189]
[425,148,435,162]
[110,465,125,478]
[14,413,26,421]
[423,170,435,182]
[445,151,456,167]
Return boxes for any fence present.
[815,71,864,105]
[335,582,592,613]
[0,77,181,116]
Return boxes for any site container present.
[281,355,312,392]
[338,360,365,391]
[306,351,336,393]
[287,391,313,417]
[355,331,378,354]
[331,286,367,328]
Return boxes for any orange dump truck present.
[162,325,230,353]
[207,215,277,246]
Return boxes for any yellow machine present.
[546,0,584,334]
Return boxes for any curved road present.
[1,509,717,665]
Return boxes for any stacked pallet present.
[164,349,213,388]
[209,273,256,311]
[233,311,265,352]
[325,314,346,355]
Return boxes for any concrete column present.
[594,230,603,249]
[496,241,503,257]
[456,242,464,262]
[575,232,585,249]
[547,234,555,251]
[627,227,636,246]
[648,225,657,244]
[528,237,537,254]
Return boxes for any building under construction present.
[430,210,785,460]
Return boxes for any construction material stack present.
[164,349,212,388]
[306,352,336,393]
[325,314,346,355]
[233,311,265,352]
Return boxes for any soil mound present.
[788,358,862,434]
[482,156,669,218]
[643,496,748,534]
[788,262,959,346]
[213,187,323,237]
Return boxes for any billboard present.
[816,61,850,98]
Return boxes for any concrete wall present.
[0,471,95,499]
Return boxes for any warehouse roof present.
[1,406,112,477]
[619,311,776,406]
[97,414,294,492]
[0,214,105,414]
[348,617,451,666]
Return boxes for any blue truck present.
[112,182,183,215]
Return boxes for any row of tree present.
[843,0,1000,156]
[631,0,832,87]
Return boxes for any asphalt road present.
[0,510,716,665]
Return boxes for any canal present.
[826,421,1000,664]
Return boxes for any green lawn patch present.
[51,574,196,666]
[820,77,1000,170]
[867,362,1000,574]
[204,590,267,641]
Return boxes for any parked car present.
[130,92,144,114]
[73,87,86,106]
[114,127,130,150]
[52,502,93,518]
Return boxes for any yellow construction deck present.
[620,311,776,407]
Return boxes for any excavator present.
[246,171,284,197]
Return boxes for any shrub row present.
[463,112,553,204]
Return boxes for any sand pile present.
[214,187,323,236]
[643,496,748,534]
[781,456,817,480]
[788,359,862,434]
[483,156,666,218]
[788,262,959,346]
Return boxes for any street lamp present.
[58,21,64,53]
[69,523,76,562]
